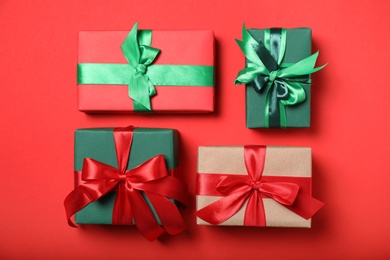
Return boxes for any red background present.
[1,0,389,258]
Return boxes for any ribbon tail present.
[133,99,150,112]
[112,183,133,225]
[284,192,324,220]
[235,32,263,67]
[197,189,251,225]
[64,186,95,227]
[129,73,153,111]
[145,192,186,235]
[234,66,267,85]
[277,51,326,78]
[244,191,266,226]
[64,179,119,227]
[129,190,165,241]
[121,22,140,65]
[139,176,189,206]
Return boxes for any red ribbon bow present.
[64,126,188,241]
[196,145,324,226]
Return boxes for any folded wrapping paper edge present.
[196,146,312,227]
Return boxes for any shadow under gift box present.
[196,146,319,227]
[74,128,179,224]
[246,28,312,128]
[78,30,215,113]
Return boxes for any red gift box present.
[77,25,215,113]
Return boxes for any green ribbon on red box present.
[234,24,326,128]
[78,23,214,112]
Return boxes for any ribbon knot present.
[249,180,261,190]
[136,64,147,74]
[267,70,278,86]
[118,174,127,182]
[121,23,160,111]
[234,24,326,127]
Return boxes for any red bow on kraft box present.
[196,145,324,227]
[64,126,188,241]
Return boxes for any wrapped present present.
[64,126,188,241]
[234,25,326,128]
[78,23,214,113]
[196,146,324,227]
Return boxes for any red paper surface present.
[1,0,390,258]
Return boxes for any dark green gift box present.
[74,127,179,224]
[245,28,312,128]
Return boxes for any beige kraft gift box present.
[196,146,313,227]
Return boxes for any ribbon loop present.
[276,82,289,99]
[259,182,299,205]
[235,24,326,127]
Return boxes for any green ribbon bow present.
[121,22,160,111]
[234,24,326,127]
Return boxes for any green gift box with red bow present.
[64,126,188,241]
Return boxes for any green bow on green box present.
[234,24,326,128]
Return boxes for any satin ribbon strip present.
[78,64,213,86]
[77,22,214,112]
[234,24,326,127]
[64,126,188,241]
[196,145,324,226]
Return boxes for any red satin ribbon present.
[64,126,188,241]
[196,145,324,226]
